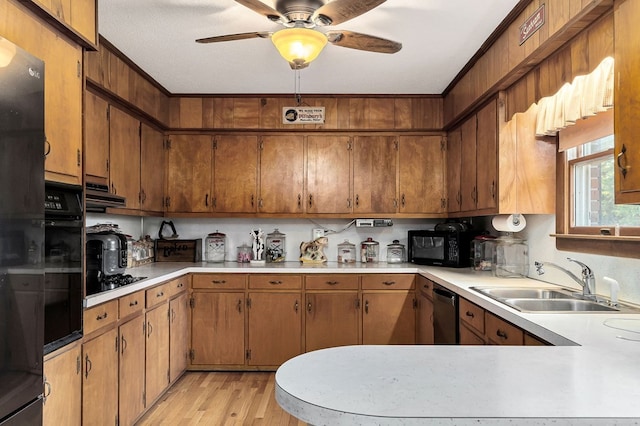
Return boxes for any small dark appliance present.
[408,223,479,268]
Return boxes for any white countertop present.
[84,262,640,424]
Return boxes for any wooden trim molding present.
[553,234,640,259]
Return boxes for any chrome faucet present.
[534,257,596,300]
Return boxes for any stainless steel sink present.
[470,286,637,313]
[502,298,619,313]
[474,287,576,300]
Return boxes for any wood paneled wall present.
[168,96,443,131]
[443,0,613,127]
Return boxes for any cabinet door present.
[213,134,258,213]
[416,292,434,345]
[476,100,498,211]
[460,115,477,212]
[169,293,189,382]
[258,135,304,213]
[109,106,141,209]
[43,344,81,426]
[190,292,245,365]
[146,303,170,405]
[82,329,119,426]
[247,292,302,366]
[362,291,416,345]
[306,135,352,213]
[166,134,213,213]
[119,315,146,426]
[398,135,445,213]
[44,35,83,184]
[446,128,462,212]
[69,0,97,44]
[305,292,360,352]
[84,92,109,183]
[353,136,397,213]
[614,0,640,202]
[140,124,165,213]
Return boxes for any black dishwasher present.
[433,283,459,344]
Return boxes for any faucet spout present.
[534,258,596,300]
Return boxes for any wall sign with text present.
[519,4,545,45]
[282,107,325,124]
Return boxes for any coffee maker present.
[86,232,128,294]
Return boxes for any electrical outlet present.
[312,228,325,239]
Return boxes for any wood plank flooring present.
[136,372,306,425]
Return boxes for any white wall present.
[87,213,640,305]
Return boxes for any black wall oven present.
[44,182,83,354]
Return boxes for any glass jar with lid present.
[237,243,252,263]
[337,240,356,263]
[266,228,286,262]
[492,234,529,278]
[205,231,226,263]
[471,235,496,271]
[361,237,379,263]
[386,240,405,263]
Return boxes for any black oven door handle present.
[45,219,83,228]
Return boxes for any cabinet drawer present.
[485,312,524,345]
[459,322,485,345]
[459,298,485,335]
[84,300,118,335]
[119,290,144,319]
[167,275,190,297]
[361,274,414,290]
[249,274,302,289]
[192,274,246,289]
[146,282,170,308]
[305,274,359,290]
[417,276,433,299]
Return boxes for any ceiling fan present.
[196,0,402,69]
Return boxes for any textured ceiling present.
[98,0,521,95]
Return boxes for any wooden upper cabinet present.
[109,106,140,209]
[398,135,445,214]
[258,135,304,214]
[614,0,640,203]
[476,100,498,211]
[28,0,97,46]
[306,135,352,214]
[140,124,165,213]
[213,134,258,213]
[84,91,109,184]
[165,134,213,213]
[353,136,397,214]
[459,115,477,212]
[447,128,462,213]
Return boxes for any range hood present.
[85,182,126,212]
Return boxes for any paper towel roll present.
[492,214,526,232]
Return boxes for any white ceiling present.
[98,0,521,95]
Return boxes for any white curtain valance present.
[534,56,614,137]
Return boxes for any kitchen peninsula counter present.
[83,262,640,424]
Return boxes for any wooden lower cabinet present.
[119,315,146,426]
[169,292,189,382]
[145,302,170,405]
[247,292,302,366]
[305,292,360,351]
[82,328,119,426]
[416,276,434,345]
[362,291,416,344]
[43,341,81,426]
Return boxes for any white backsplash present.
[86,213,640,305]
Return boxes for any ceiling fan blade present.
[196,31,272,44]
[326,30,401,54]
[235,0,285,22]
[312,0,386,26]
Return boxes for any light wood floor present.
[136,372,306,425]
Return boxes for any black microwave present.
[408,229,479,268]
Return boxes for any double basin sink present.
[471,286,632,313]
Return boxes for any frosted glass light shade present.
[271,28,328,69]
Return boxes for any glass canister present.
[386,240,405,263]
[361,237,379,263]
[492,234,529,278]
[337,240,356,263]
[471,235,496,271]
[205,231,226,263]
[266,228,286,262]
[237,243,252,263]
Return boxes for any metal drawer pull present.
[307,302,312,313]
[237,300,242,313]
[465,311,475,318]
[85,355,92,378]
[617,144,628,178]
[326,281,339,285]
[365,300,369,314]
[382,281,396,286]
[129,300,138,307]
[496,329,508,339]
[212,280,226,284]
[96,312,108,321]
[269,280,283,285]
[157,291,164,298]
[294,301,299,312]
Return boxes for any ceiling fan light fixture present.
[271,27,327,69]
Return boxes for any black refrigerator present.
[0,36,45,425]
